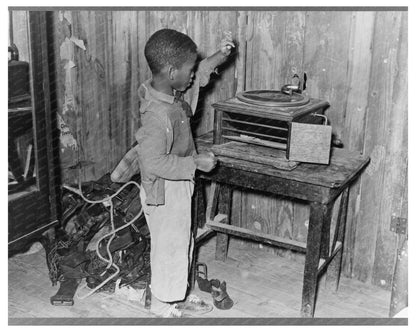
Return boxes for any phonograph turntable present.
[211,74,336,170]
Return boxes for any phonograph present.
[211,74,339,170]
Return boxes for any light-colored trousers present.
[140,179,195,303]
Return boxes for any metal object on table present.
[213,84,332,167]
[281,73,308,96]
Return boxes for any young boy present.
[111,28,234,317]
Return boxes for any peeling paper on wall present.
[62,60,77,115]
[60,36,86,60]
[57,113,78,151]
[62,94,76,115]
[61,36,78,115]
[60,38,74,61]
[65,60,76,70]
[70,36,86,50]
[58,10,73,26]
[63,11,73,25]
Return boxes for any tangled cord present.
[62,179,143,300]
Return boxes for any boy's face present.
[171,53,197,92]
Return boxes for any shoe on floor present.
[175,294,213,316]
[160,303,184,318]
[149,297,185,318]
[211,281,234,310]
[151,303,184,318]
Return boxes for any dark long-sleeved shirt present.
[111,57,219,205]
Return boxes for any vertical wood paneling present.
[125,11,140,145]
[293,201,309,243]
[370,12,407,288]
[136,11,151,105]
[281,12,306,84]
[241,191,294,256]
[343,12,375,152]
[303,11,352,137]
[109,12,139,170]
[353,11,406,288]
[245,12,287,90]
[235,11,248,94]
[71,11,110,181]
[341,11,375,277]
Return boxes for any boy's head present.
[145,29,198,92]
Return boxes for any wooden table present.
[192,133,370,318]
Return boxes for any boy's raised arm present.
[204,31,235,71]
[185,31,235,113]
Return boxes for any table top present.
[195,132,370,190]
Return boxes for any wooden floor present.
[8,237,390,320]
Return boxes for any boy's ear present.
[167,66,176,81]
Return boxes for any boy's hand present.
[193,152,218,172]
[220,31,235,56]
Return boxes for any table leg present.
[190,178,206,290]
[319,201,334,288]
[193,178,206,229]
[320,203,333,260]
[326,187,350,291]
[301,201,333,318]
[206,182,220,222]
[215,184,232,262]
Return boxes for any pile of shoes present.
[195,263,234,310]
[40,173,151,305]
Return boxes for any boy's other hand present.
[220,31,235,56]
[193,152,218,172]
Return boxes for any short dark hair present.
[144,28,197,74]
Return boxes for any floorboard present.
[8,236,390,319]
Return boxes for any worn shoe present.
[211,281,234,310]
[160,303,184,318]
[150,302,185,318]
[196,263,212,293]
[149,298,185,318]
[175,294,213,316]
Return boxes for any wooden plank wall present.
[351,12,408,287]
[48,10,239,182]
[10,9,407,290]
